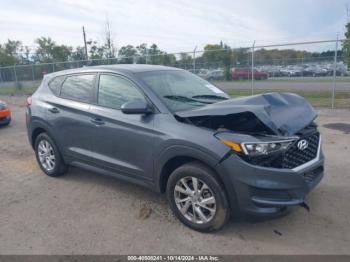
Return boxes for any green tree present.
[0,39,23,66]
[202,43,232,79]
[118,45,137,63]
[71,47,86,61]
[34,37,73,62]
[136,43,149,63]
[86,40,105,60]
[148,44,163,64]
[0,45,17,66]
[343,22,350,69]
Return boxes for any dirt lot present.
[1,95,350,255]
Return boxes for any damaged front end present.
[176,92,321,171]
[176,92,317,137]
[176,93,324,217]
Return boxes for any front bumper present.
[216,149,324,218]
[0,109,11,125]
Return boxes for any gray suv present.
[26,65,324,232]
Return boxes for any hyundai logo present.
[297,139,309,150]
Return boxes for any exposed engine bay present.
[175,92,317,137]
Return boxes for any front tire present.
[34,133,67,177]
[166,162,230,232]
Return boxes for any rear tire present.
[166,162,230,232]
[34,133,67,177]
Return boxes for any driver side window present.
[98,74,146,109]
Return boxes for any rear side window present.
[48,76,65,96]
[98,74,145,109]
[60,74,95,103]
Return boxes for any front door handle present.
[48,107,59,114]
[90,117,105,126]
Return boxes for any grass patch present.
[226,89,350,108]
[0,86,37,96]
[213,78,350,84]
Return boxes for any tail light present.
[26,96,32,106]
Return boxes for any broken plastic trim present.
[299,202,310,212]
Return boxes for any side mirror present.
[121,99,153,115]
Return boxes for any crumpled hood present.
[176,92,317,136]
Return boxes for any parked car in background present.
[279,66,302,77]
[256,61,350,78]
[0,100,11,126]
[232,68,268,80]
[197,69,209,79]
[204,69,225,81]
[26,65,324,232]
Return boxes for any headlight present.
[241,140,295,156]
[219,137,296,156]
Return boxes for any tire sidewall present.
[167,163,230,232]
[34,133,65,177]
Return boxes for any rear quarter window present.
[48,76,65,96]
[60,74,95,103]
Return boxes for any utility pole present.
[82,26,88,61]
[346,2,349,23]
[193,46,198,72]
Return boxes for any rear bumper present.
[216,150,324,219]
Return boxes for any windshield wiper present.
[192,94,228,100]
[164,95,212,104]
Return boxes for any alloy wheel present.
[38,140,56,172]
[174,176,216,224]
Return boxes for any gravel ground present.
[0,96,350,255]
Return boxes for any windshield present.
[137,70,229,112]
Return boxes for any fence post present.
[31,64,35,80]
[14,65,18,83]
[193,46,197,72]
[332,35,339,109]
[301,56,304,77]
[251,41,256,95]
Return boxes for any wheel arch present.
[155,145,222,194]
[29,119,53,149]
[31,127,47,148]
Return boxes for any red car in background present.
[0,100,11,126]
[232,68,268,80]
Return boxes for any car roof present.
[46,64,182,78]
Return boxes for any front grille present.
[240,132,320,169]
[282,132,320,169]
[282,132,320,168]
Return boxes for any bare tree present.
[104,17,116,58]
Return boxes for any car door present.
[47,73,96,161]
[89,73,156,181]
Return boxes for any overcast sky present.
[0,0,348,52]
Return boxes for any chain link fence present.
[0,39,349,108]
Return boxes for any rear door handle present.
[90,117,105,126]
[48,107,59,114]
